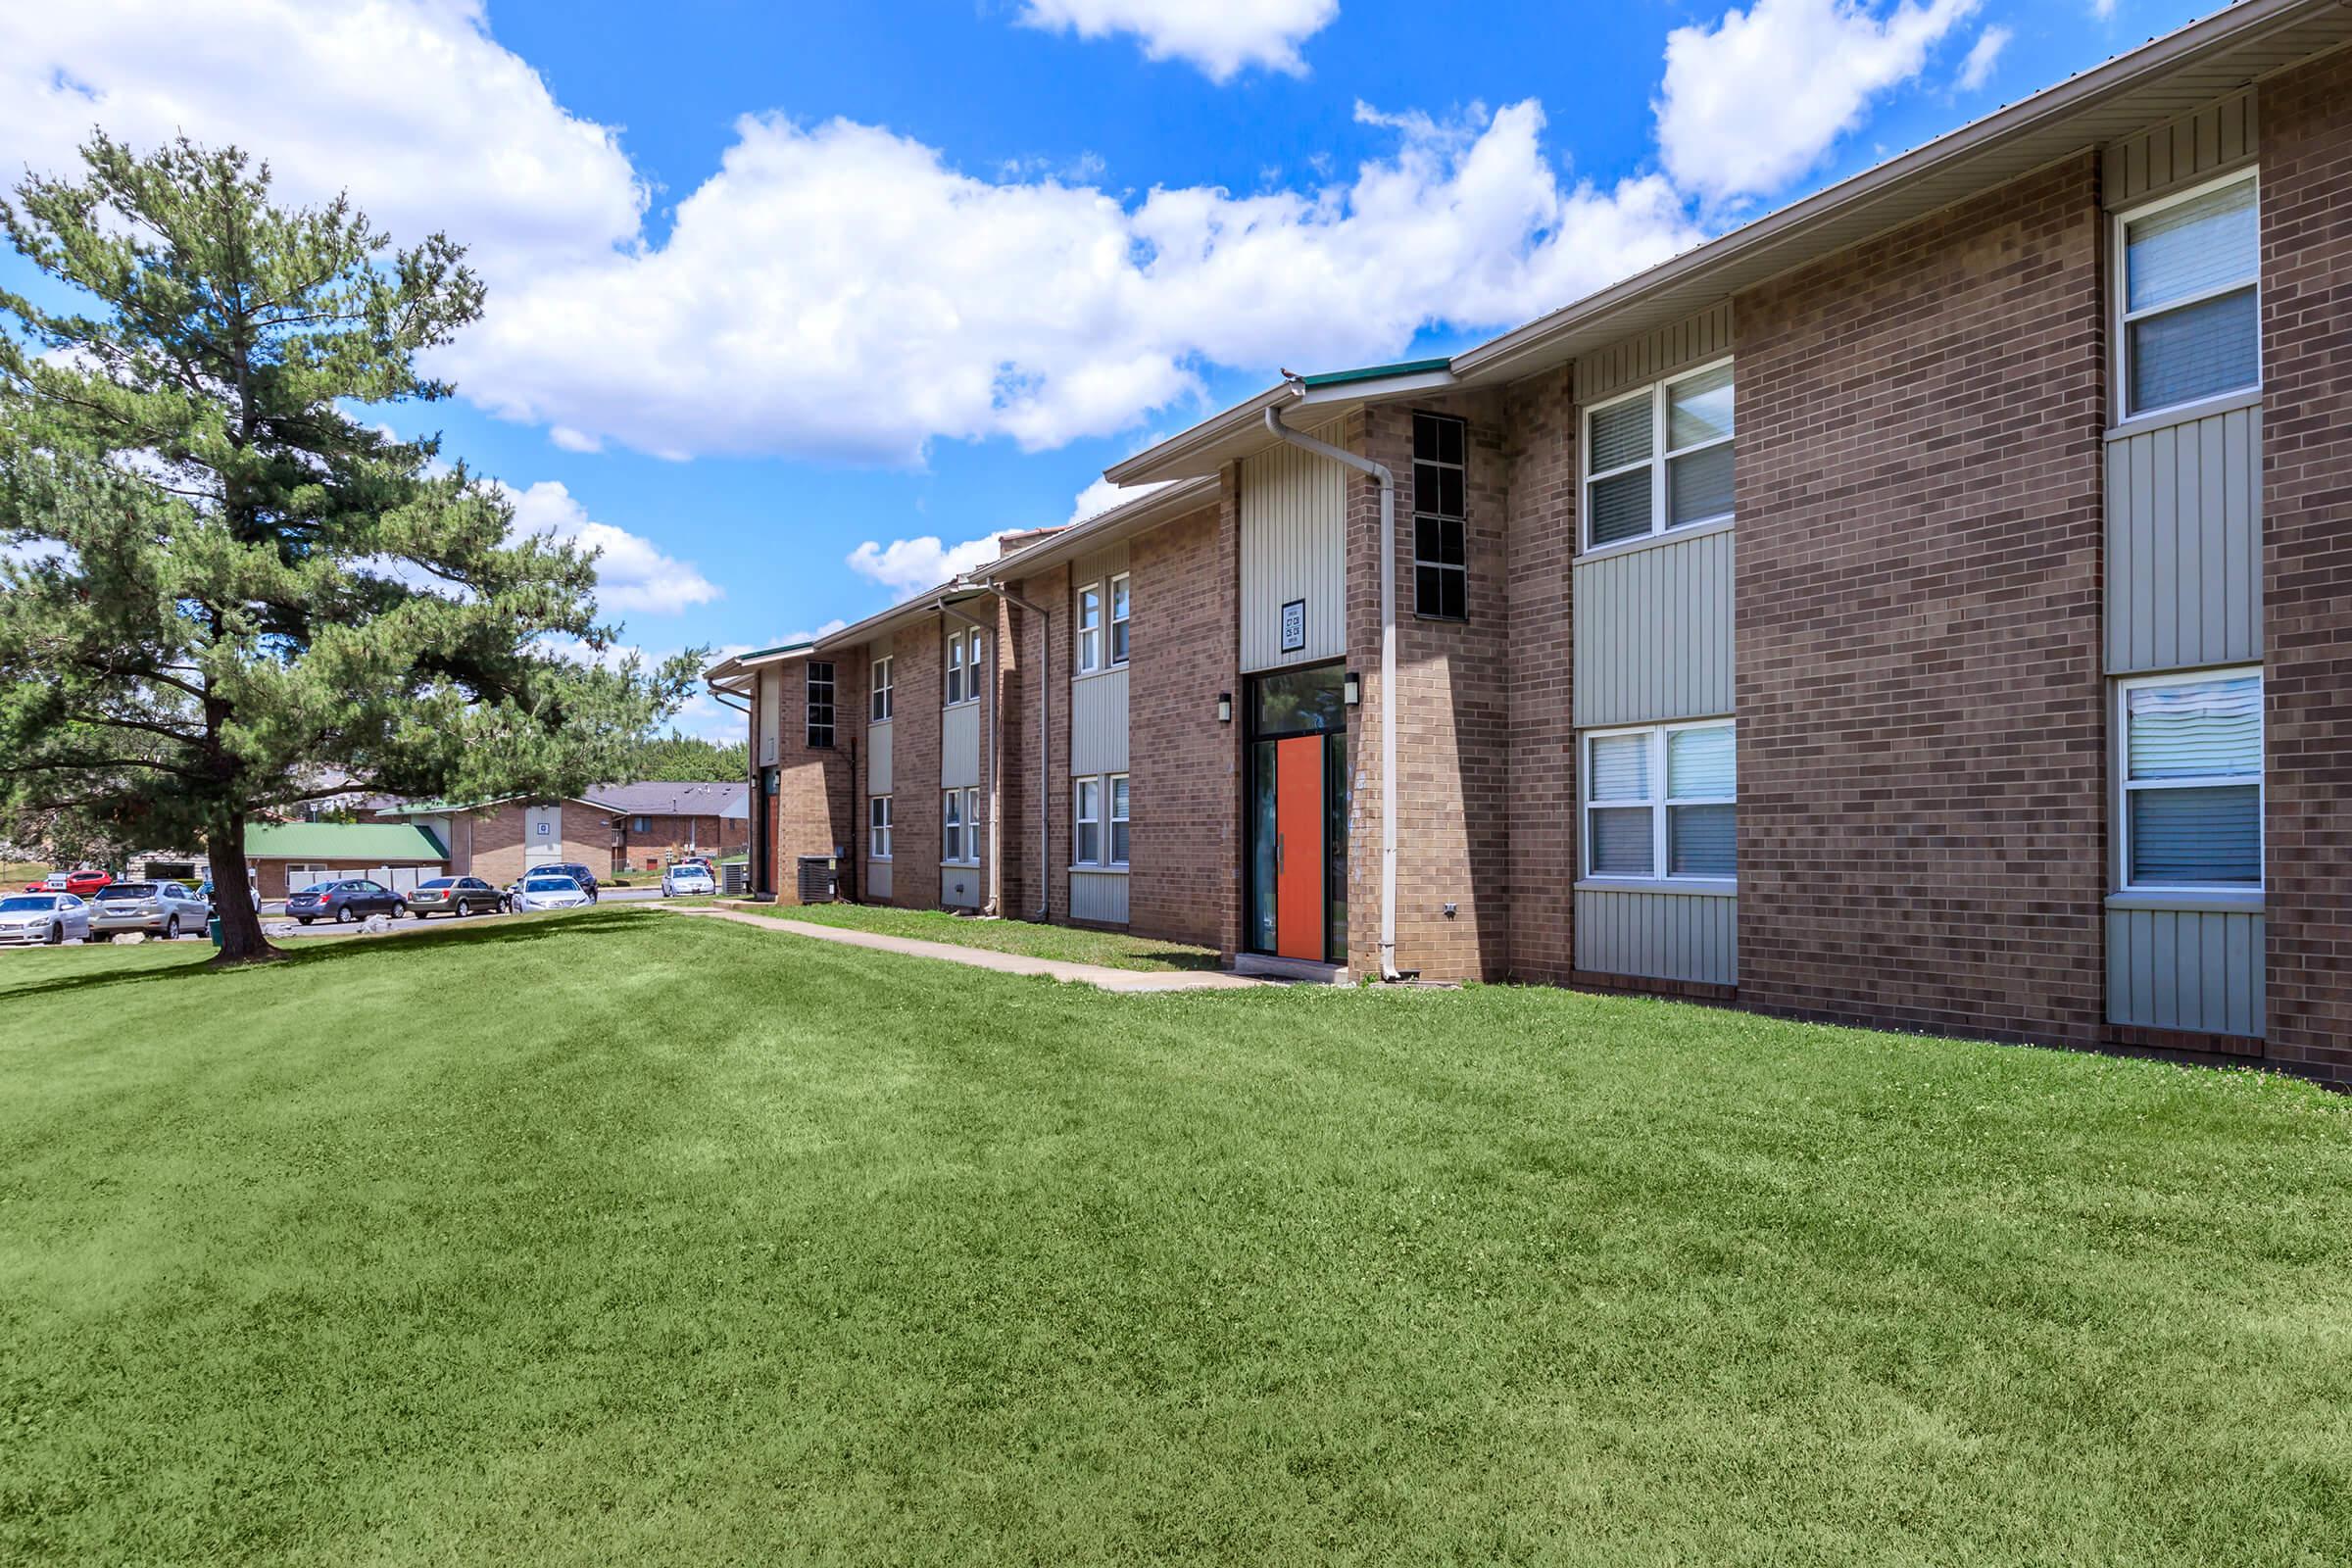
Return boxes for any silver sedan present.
[87,879,211,940]
[0,893,92,946]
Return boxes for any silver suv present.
[87,880,212,940]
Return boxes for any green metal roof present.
[1296,357,1452,389]
[240,822,450,862]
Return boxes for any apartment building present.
[710,0,2352,1085]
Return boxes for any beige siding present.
[865,859,892,903]
[2103,88,2257,209]
[2107,907,2264,1038]
[757,668,781,766]
[940,702,982,787]
[2107,403,2262,672]
[1574,889,1738,986]
[1071,669,1129,774]
[867,720,893,793]
[940,864,983,909]
[1070,869,1130,925]
[1239,424,1347,672]
[1575,301,1735,406]
[1572,527,1736,727]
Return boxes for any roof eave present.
[976,473,1222,579]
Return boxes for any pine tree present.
[0,135,695,962]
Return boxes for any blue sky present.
[4,0,2213,735]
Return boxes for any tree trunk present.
[207,810,282,966]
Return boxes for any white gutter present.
[936,595,1001,916]
[971,575,1054,922]
[1262,404,1403,983]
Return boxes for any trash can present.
[208,915,222,949]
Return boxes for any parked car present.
[545,861,601,902]
[284,878,407,925]
[25,869,113,898]
[511,872,593,912]
[87,880,211,940]
[0,893,91,946]
[406,876,504,918]
[661,861,716,897]
[196,878,260,913]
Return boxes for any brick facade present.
[612,814,741,877]
[1733,155,2110,1045]
[765,650,861,905]
[2259,47,2352,1083]
[1501,366,1580,985]
[469,800,612,890]
[889,620,943,907]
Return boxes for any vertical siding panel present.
[2131,437,2157,670]
[2106,441,2130,670]
[2196,416,2225,657]
[2152,423,2180,668]
[2105,90,2259,208]
[2228,408,2258,658]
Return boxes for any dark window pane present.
[1439,416,1464,466]
[1415,564,1444,615]
[1590,808,1652,876]
[1441,518,1465,564]
[2131,785,2260,885]
[1415,514,1443,560]
[1251,664,1346,736]
[2130,286,2258,414]
[1439,466,1465,518]
[1442,567,1466,621]
[1668,442,1735,527]
[1668,804,1736,877]
[1589,467,1653,546]
[1413,416,1442,461]
[1589,397,1650,471]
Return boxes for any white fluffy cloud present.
[1655,0,1979,204]
[845,531,1017,596]
[0,0,643,284]
[501,480,719,616]
[1958,24,2011,91]
[445,100,1700,464]
[1068,475,1167,523]
[1015,0,1339,80]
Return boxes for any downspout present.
[977,576,1054,922]
[1263,404,1405,983]
[936,596,1001,916]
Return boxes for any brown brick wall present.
[1008,564,1074,924]
[1733,153,2110,1045]
[612,813,740,876]
[890,618,943,906]
[1344,393,1515,982]
[1503,365,1579,985]
[769,650,861,905]
[2260,49,2352,1084]
[1127,500,1242,954]
[468,801,611,889]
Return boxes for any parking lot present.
[0,878,675,951]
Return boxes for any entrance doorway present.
[523,804,561,866]
[1247,662,1348,963]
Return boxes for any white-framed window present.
[1109,573,1131,666]
[631,815,651,834]
[943,627,983,706]
[2116,170,2259,421]
[870,657,894,722]
[1412,412,1468,620]
[1077,581,1103,674]
[1109,772,1130,865]
[806,661,835,749]
[946,633,965,706]
[2118,669,2262,893]
[1075,777,1102,865]
[1581,720,1736,882]
[1582,359,1735,552]
[942,787,979,864]
[868,795,892,859]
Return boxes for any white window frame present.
[942,789,963,865]
[945,634,964,707]
[2112,169,2261,425]
[1077,581,1104,675]
[2116,667,2264,897]
[1108,772,1130,866]
[1075,776,1102,866]
[1579,718,1737,887]
[805,660,835,750]
[870,657,894,723]
[1109,573,1131,667]
[942,787,980,866]
[869,795,892,860]
[1580,357,1735,555]
[948,627,984,707]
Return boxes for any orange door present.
[1275,735,1324,960]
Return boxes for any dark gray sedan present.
[406,876,503,918]
[285,879,407,925]
[88,880,211,939]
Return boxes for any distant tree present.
[628,730,749,783]
[0,135,696,962]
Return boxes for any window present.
[2119,670,2262,892]
[1075,777,1102,864]
[946,627,984,706]
[1583,361,1735,551]
[1582,721,1736,882]
[1109,773,1130,865]
[870,657,894,722]
[806,661,835,749]
[869,796,893,859]
[632,815,651,834]
[1109,574,1131,665]
[1077,582,1103,674]
[1412,414,1468,620]
[2118,172,2259,419]
[942,787,979,864]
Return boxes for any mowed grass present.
[696,897,1224,971]
[3,911,2349,1565]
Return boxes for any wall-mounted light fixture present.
[1343,671,1362,707]
[1215,692,1233,724]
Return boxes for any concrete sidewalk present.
[654,905,1263,993]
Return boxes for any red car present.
[25,869,113,898]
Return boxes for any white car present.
[662,862,716,897]
[0,892,92,946]
[511,872,593,912]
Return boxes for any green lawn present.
[4,911,2349,1565]
[697,896,1224,971]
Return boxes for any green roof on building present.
[1296,357,1452,389]
[240,822,450,862]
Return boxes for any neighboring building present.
[599,782,750,875]
[710,1,2352,1087]
[373,795,614,886]
[238,822,451,900]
